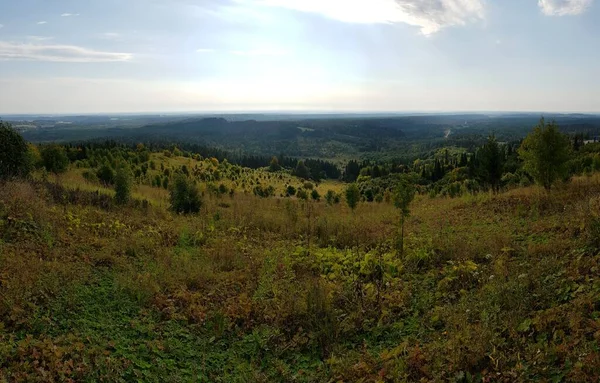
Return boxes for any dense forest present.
[14,113,600,161]
[2,117,600,381]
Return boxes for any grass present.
[2,164,600,381]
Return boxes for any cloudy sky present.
[0,0,598,114]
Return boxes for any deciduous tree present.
[41,144,69,174]
[518,118,571,190]
[0,122,30,179]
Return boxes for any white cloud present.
[254,0,485,35]
[0,42,132,62]
[61,13,80,17]
[196,48,215,53]
[37,21,47,25]
[538,0,593,15]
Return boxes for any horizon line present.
[2,110,600,117]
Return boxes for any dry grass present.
[2,170,600,381]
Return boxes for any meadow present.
[2,143,600,381]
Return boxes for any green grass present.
[3,165,600,381]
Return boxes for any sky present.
[0,0,599,114]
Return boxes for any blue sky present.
[0,0,598,114]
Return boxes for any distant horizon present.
[2,110,600,119]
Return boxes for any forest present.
[2,116,600,382]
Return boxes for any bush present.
[297,189,309,200]
[0,122,30,179]
[253,185,275,198]
[311,189,321,201]
[114,167,132,205]
[97,164,115,185]
[286,185,297,196]
[41,145,69,174]
[325,190,336,205]
[82,170,99,183]
[170,175,202,214]
[345,183,360,211]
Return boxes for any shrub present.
[170,174,202,214]
[286,185,297,196]
[96,164,115,185]
[297,189,309,200]
[41,144,69,174]
[311,189,321,201]
[114,167,132,205]
[253,185,275,198]
[82,170,99,183]
[0,122,30,179]
[345,183,360,211]
[325,190,336,205]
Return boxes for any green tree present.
[393,175,416,255]
[518,118,572,190]
[0,122,30,179]
[269,156,282,172]
[478,135,504,193]
[345,183,360,211]
[170,174,202,214]
[114,166,132,205]
[41,144,69,174]
[97,164,116,185]
[294,160,311,180]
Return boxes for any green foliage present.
[6,133,600,382]
[114,166,132,205]
[294,160,311,180]
[296,189,309,200]
[286,185,297,196]
[478,135,505,192]
[393,175,416,218]
[393,174,416,254]
[311,189,321,201]
[41,144,69,174]
[325,190,336,206]
[345,183,360,211]
[268,156,281,172]
[82,170,99,183]
[96,164,115,185]
[253,185,275,198]
[518,118,572,190]
[169,174,202,214]
[0,122,30,179]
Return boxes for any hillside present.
[2,165,600,381]
[17,114,600,161]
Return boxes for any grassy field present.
[2,159,600,381]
